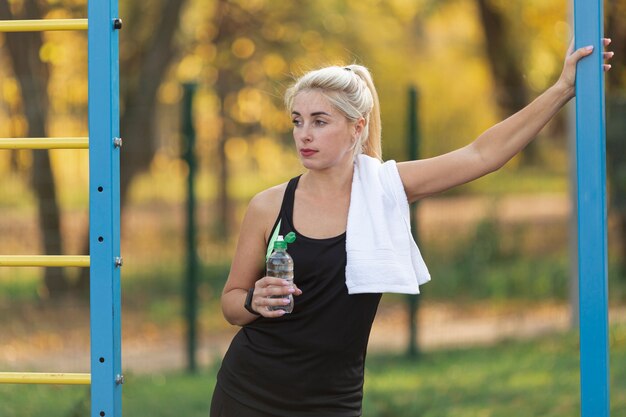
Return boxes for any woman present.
[211,40,613,417]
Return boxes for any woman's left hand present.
[558,38,614,97]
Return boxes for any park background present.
[1,0,626,415]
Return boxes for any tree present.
[0,0,69,297]
[208,0,333,241]
[211,0,248,242]
[75,0,189,292]
[1,0,190,295]
[474,0,537,163]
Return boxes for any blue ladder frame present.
[88,0,122,416]
[573,0,610,416]
[0,1,122,415]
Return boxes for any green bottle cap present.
[284,232,296,244]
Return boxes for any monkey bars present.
[0,137,89,149]
[0,19,87,32]
[0,256,90,267]
[0,372,91,385]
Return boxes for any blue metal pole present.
[88,0,122,415]
[573,0,609,416]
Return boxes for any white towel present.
[345,154,431,294]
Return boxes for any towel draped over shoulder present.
[346,154,431,294]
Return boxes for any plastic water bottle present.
[266,235,294,313]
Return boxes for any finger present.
[580,45,594,55]
[259,276,294,287]
[604,64,612,72]
[603,38,611,46]
[265,311,287,318]
[259,307,287,318]
[262,285,295,297]
[266,297,292,308]
[293,286,303,296]
[567,45,594,65]
[252,295,287,313]
[254,299,290,318]
[603,51,614,60]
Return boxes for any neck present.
[300,159,354,196]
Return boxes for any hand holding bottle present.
[250,234,301,317]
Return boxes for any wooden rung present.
[0,255,90,267]
[0,372,91,385]
[0,137,88,149]
[0,19,88,32]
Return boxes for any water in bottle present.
[266,235,294,313]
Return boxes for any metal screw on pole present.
[113,137,123,148]
[113,18,123,30]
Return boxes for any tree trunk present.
[214,68,235,243]
[475,0,540,164]
[606,96,626,275]
[210,0,249,243]
[606,0,626,89]
[606,0,626,274]
[0,0,69,297]
[74,0,189,292]
[215,104,230,243]
[119,0,187,207]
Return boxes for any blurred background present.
[0,0,625,416]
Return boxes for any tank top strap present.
[280,175,301,225]
[266,176,301,259]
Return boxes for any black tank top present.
[217,176,382,417]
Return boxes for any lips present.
[300,148,318,157]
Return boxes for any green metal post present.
[407,86,421,358]
[182,83,199,373]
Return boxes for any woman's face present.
[291,90,362,171]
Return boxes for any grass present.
[1,324,624,417]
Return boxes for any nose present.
[295,124,313,143]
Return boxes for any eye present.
[292,119,302,126]
[314,119,327,126]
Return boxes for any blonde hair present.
[284,64,382,160]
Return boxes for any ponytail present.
[346,65,382,160]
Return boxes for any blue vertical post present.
[573,0,609,416]
[88,0,122,416]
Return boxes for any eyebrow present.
[291,111,332,117]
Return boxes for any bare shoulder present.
[248,182,287,216]
[245,182,288,240]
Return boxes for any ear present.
[353,117,366,139]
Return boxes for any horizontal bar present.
[0,372,91,385]
[0,137,88,149]
[0,255,90,267]
[0,19,88,32]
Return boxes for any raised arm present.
[398,39,613,203]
